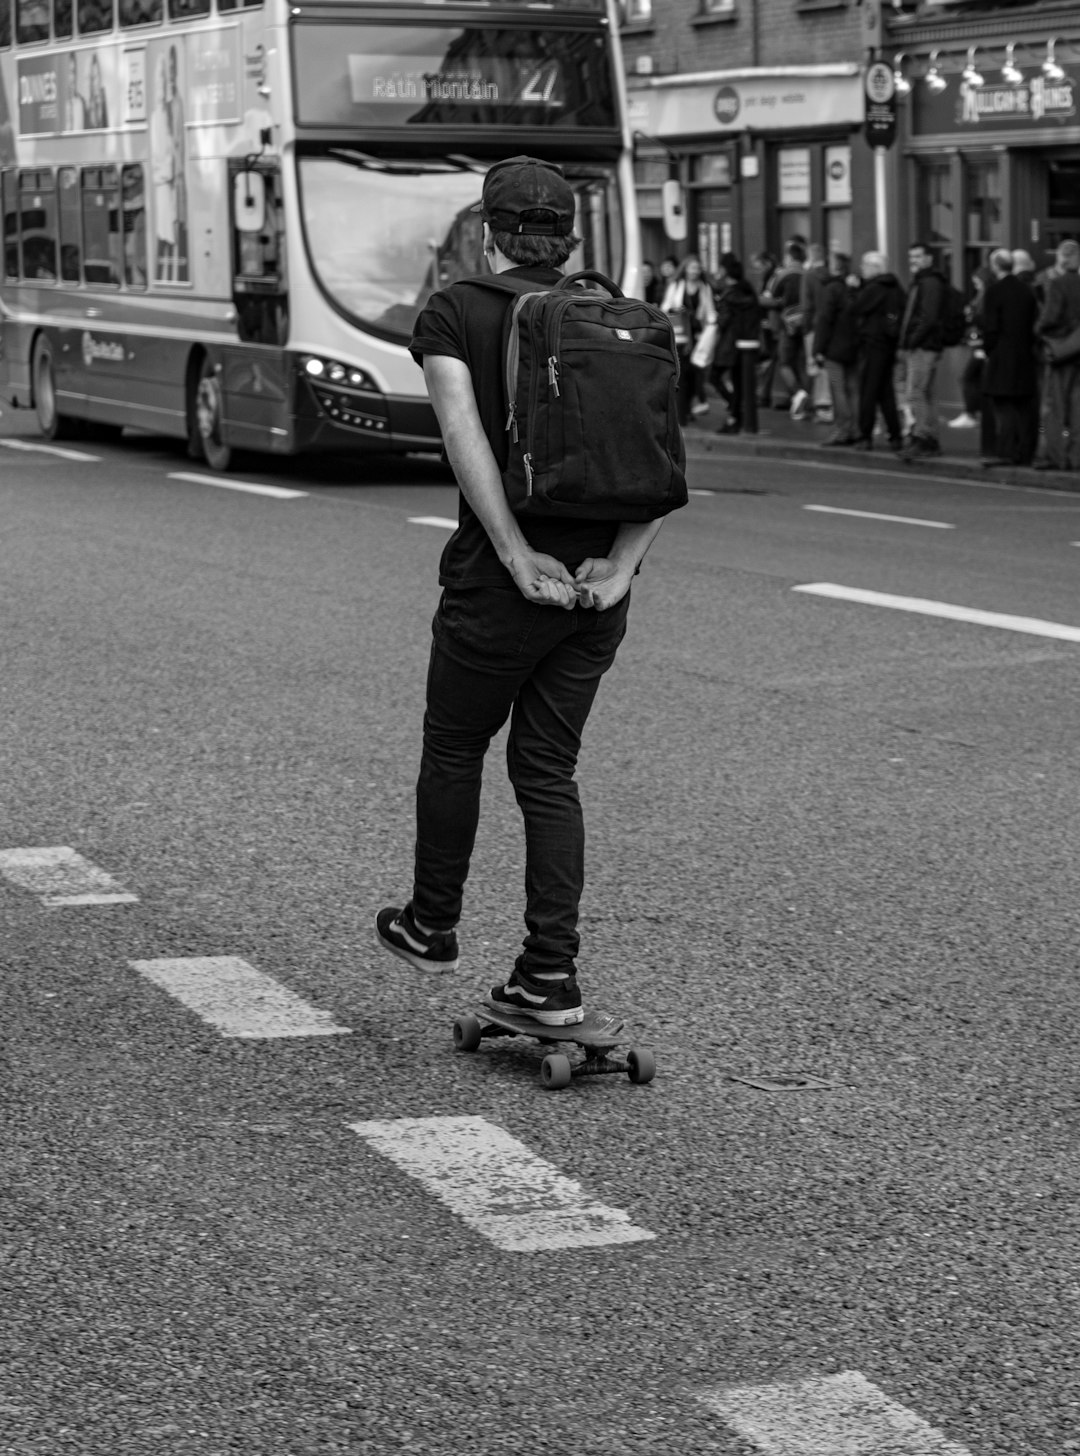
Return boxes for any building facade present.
[620,0,878,269]
[885,1,1080,287]
[621,0,1080,285]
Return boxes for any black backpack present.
[464,270,687,522]
[941,282,968,347]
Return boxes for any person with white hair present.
[850,251,906,451]
[981,247,1039,466]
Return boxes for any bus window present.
[76,0,112,32]
[16,0,49,43]
[168,0,208,18]
[54,0,71,36]
[0,0,12,44]
[58,166,80,281]
[18,170,57,280]
[2,172,18,278]
[121,164,147,287]
[81,166,121,286]
[218,0,262,9]
[119,0,161,22]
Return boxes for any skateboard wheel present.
[627,1047,656,1085]
[453,1014,483,1053]
[540,1053,572,1090]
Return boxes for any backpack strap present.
[455,273,554,443]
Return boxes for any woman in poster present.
[87,54,109,129]
[167,44,189,282]
[63,53,87,131]
[150,54,177,280]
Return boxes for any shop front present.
[627,66,876,270]
[896,33,1080,285]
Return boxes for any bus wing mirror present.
[661,179,687,243]
[234,171,266,234]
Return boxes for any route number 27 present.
[519,60,560,105]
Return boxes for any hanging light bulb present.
[1044,37,1066,83]
[1001,42,1024,86]
[893,52,911,95]
[962,46,984,88]
[925,50,947,94]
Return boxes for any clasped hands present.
[509,550,630,612]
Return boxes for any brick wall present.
[621,0,867,79]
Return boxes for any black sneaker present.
[485,959,584,1027]
[376,903,459,972]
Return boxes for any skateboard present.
[452,1004,656,1090]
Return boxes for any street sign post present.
[864,60,897,148]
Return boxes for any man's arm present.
[423,354,577,608]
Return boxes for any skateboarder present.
[377,155,670,1026]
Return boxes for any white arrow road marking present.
[129,957,351,1039]
[167,472,307,499]
[0,438,101,462]
[804,504,955,529]
[349,1115,656,1252]
[794,583,1080,643]
[698,1371,972,1455]
[408,516,458,529]
[0,846,138,906]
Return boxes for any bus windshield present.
[297,154,623,342]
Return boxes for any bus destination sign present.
[293,24,616,130]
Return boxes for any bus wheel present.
[32,336,75,441]
[194,358,232,472]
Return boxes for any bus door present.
[224,163,290,448]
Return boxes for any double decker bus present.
[0,0,637,469]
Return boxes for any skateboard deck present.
[452,1004,656,1089]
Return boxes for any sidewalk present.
[682,397,1080,496]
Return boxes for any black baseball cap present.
[473,155,576,237]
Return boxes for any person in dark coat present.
[980,249,1039,466]
[709,252,762,434]
[813,251,860,444]
[1035,239,1080,469]
[850,251,905,451]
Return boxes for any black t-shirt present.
[410,266,618,590]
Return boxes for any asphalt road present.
[2,420,1079,1456]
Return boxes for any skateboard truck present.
[453,1007,656,1090]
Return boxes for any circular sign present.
[865,61,895,104]
[714,85,740,125]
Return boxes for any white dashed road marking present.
[698,1370,972,1455]
[408,515,458,529]
[167,472,307,499]
[350,1115,656,1252]
[804,504,955,529]
[129,956,351,1039]
[794,583,1080,643]
[0,846,138,906]
[0,438,101,462]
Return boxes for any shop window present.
[822,144,851,257]
[54,0,71,35]
[964,158,1002,283]
[776,146,811,247]
[698,0,735,15]
[16,0,50,43]
[80,165,122,285]
[77,0,113,31]
[916,160,953,280]
[18,169,57,279]
[58,165,80,281]
[120,0,162,22]
[633,148,667,222]
[622,0,651,21]
[122,164,147,287]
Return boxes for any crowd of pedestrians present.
[642,235,1080,471]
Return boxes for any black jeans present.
[413,586,630,976]
[857,346,902,444]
